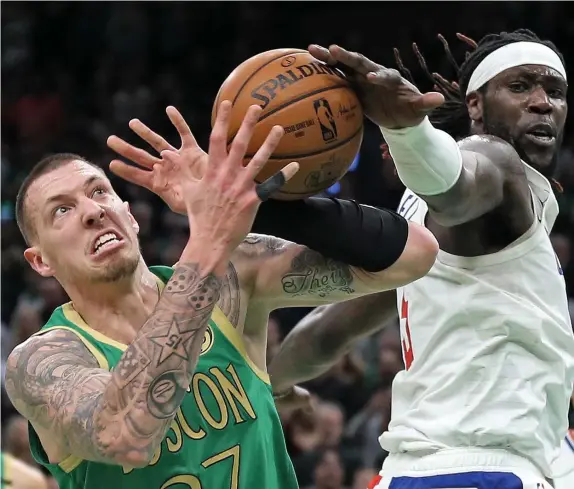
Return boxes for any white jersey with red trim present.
[553,429,574,489]
[380,163,574,478]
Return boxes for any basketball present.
[212,48,364,200]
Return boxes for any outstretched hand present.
[175,101,299,257]
[107,106,208,215]
[309,44,444,129]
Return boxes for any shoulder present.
[5,329,100,406]
[458,134,526,179]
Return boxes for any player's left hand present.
[274,386,314,416]
[309,44,444,129]
[107,107,208,215]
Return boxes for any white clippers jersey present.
[553,430,574,489]
[381,163,574,477]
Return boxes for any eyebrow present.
[511,69,568,87]
[45,175,106,207]
[44,175,105,210]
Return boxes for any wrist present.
[180,240,231,278]
[379,115,431,136]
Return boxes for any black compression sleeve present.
[251,197,409,272]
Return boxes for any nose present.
[527,87,553,115]
[81,199,106,228]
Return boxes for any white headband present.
[466,41,567,95]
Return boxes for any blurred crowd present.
[2,3,573,488]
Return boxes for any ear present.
[24,247,55,278]
[466,91,484,123]
[124,201,140,234]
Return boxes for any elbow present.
[96,430,157,469]
[396,222,438,284]
[408,222,439,279]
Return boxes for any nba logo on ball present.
[313,98,338,142]
[213,48,364,199]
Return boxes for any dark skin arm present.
[267,46,536,398]
[269,291,397,393]
[425,135,533,233]
[309,44,534,236]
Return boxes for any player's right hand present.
[157,101,299,257]
[308,44,444,129]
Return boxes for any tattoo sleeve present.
[5,262,222,467]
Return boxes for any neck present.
[62,259,160,342]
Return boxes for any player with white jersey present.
[267,29,574,489]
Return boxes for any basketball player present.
[4,102,438,489]
[264,30,574,488]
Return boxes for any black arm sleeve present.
[251,197,409,272]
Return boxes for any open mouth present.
[92,232,123,255]
[524,125,556,147]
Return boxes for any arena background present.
[1,2,573,488]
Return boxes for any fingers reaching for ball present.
[209,100,298,201]
[256,163,299,202]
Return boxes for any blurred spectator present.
[352,469,378,489]
[3,415,35,467]
[267,314,283,366]
[302,449,350,489]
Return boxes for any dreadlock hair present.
[393,29,565,142]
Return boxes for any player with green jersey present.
[27,267,297,489]
[5,103,435,489]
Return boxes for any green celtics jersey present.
[28,265,298,489]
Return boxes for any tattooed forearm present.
[5,262,223,467]
[104,263,222,456]
[281,248,355,298]
[239,234,363,305]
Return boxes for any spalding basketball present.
[212,48,364,200]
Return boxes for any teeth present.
[528,133,553,140]
[94,233,119,253]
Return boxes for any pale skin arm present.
[5,103,295,469]
[5,262,224,468]
[106,108,438,311]
[240,222,437,310]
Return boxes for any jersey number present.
[400,295,414,370]
[160,445,240,489]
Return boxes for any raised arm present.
[6,101,296,469]
[385,126,533,229]
[308,44,534,231]
[5,261,224,468]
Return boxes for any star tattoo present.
[149,319,198,365]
